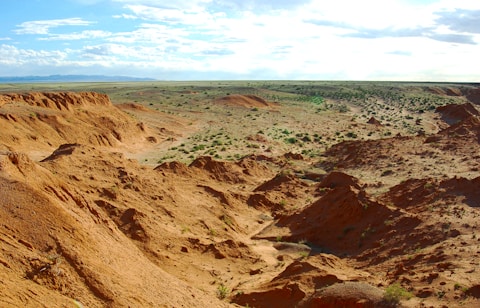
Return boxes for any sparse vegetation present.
[220,214,233,227]
[217,284,229,299]
[181,226,190,234]
[384,283,413,305]
[381,169,394,176]
[1,81,478,307]
[298,251,309,258]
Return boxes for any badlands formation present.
[0,83,480,307]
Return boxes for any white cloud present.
[15,18,94,35]
[123,4,212,25]
[303,0,431,30]
[2,0,479,80]
[0,44,68,66]
[39,30,112,41]
[212,0,312,11]
[113,0,312,11]
[107,23,188,45]
[112,0,213,11]
[113,13,138,19]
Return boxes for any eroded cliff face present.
[0,92,112,109]
[0,92,155,155]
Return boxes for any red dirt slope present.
[0,92,157,157]
[436,102,479,125]
[0,150,227,307]
[465,88,480,105]
[215,94,279,109]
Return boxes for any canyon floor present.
[0,81,479,307]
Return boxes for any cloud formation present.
[1,0,480,81]
[435,9,480,33]
[15,18,94,35]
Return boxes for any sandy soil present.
[0,83,479,307]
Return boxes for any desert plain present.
[0,81,479,307]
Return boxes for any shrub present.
[381,169,394,177]
[345,132,357,138]
[192,144,206,152]
[285,137,297,144]
[337,104,349,113]
[384,283,413,305]
[217,284,229,299]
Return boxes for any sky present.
[1,0,479,81]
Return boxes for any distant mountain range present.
[0,75,156,83]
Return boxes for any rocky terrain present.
[0,83,479,307]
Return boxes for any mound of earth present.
[465,87,480,105]
[384,176,480,209]
[215,94,279,109]
[232,255,353,307]
[310,282,387,308]
[381,178,438,210]
[367,116,382,126]
[155,160,192,175]
[438,115,480,141]
[318,171,361,190]
[435,103,479,125]
[319,138,390,170]
[188,155,275,184]
[440,176,480,207]
[116,102,153,112]
[256,175,396,254]
[248,171,314,215]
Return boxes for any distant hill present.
[0,75,156,83]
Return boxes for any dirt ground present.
[0,82,479,307]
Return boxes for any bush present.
[217,284,229,299]
[384,283,413,305]
[345,132,357,138]
[381,169,394,177]
[285,137,297,144]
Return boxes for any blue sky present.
[1,0,479,81]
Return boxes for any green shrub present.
[217,284,229,299]
[285,137,297,144]
[345,132,357,138]
[384,283,413,305]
